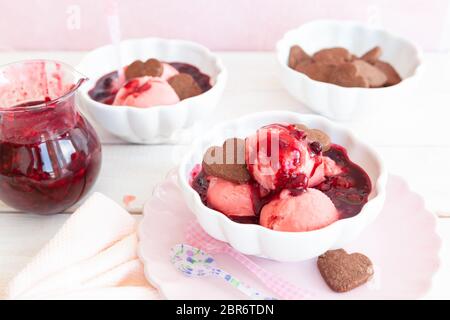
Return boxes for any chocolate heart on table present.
[168,73,202,100]
[313,47,352,66]
[317,249,374,293]
[288,45,312,69]
[353,60,387,88]
[361,46,382,64]
[374,60,402,86]
[328,62,369,88]
[125,58,163,80]
[202,138,251,184]
[294,124,331,152]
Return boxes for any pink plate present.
[138,172,441,299]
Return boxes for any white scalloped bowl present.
[178,111,387,262]
[276,20,423,121]
[77,38,227,144]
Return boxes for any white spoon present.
[170,244,276,300]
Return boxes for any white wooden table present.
[0,51,449,299]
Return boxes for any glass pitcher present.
[0,60,102,214]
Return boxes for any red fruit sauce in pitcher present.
[0,60,102,214]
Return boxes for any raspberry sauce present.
[316,145,372,219]
[169,62,212,92]
[0,98,102,214]
[88,71,120,105]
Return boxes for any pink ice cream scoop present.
[260,188,339,232]
[113,76,180,108]
[206,176,255,217]
[246,124,320,191]
[308,156,343,187]
[160,63,179,80]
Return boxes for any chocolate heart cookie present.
[296,62,336,83]
[288,45,312,69]
[353,60,387,88]
[294,124,331,152]
[361,46,382,64]
[317,249,374,293]
[374,61,402,86]
[168,73,202,100]
[143,58,164,77]
[202,138,251,184]
[313,47,352,66]
[288,45,402,88]
[125,58,164,80]
[328,62,369,88]
[308,129,331,152]
[125,60,145,80]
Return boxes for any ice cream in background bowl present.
[112,76,180,108]
[88,58,210,108]
[77,37,227,144]
[178,111,387,261]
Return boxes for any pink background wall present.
[0,0,449,52]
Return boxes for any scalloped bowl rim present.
[276,19,423,91]
[77,37,227,113]
[178,111,388,239]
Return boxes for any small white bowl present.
[77,38,227,144]
[276,20,423,121]
[178,111,387,262]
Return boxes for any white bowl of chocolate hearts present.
[276,20,423,120]
[77,37,227,144]
[178,111,387,261]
